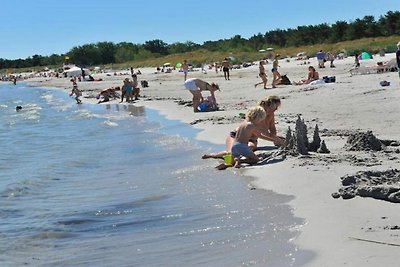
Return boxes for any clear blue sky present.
[0,0,398,59]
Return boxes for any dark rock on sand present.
[333,169,400,203]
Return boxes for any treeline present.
[1,11,400,70]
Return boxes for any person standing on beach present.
[396,41,400,80]
[184,78,219,112]
[120,78,133,103]
[182,59,189,81]
[316,50,326,68]
[131,74,140,100]
[221,58,231,80]
[254,60,268,89]
[353,53,360,68]
[271,54,281,88]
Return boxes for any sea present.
[0,82,312,267]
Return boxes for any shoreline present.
[23,53,400,266]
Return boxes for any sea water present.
[0,83,311,266]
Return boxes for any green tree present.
[143,39,169,55]
[330,21,349,42]
[68,44,101,66]
[97,42,116,64]
[379,11,400,36]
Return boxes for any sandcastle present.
[285,115,330,155]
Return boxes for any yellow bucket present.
[223,154,232,165]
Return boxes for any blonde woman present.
[271,54,281,88]
[254,60,268,89]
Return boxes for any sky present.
[0,0,398,60]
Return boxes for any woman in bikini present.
[254,60,268,89]
[271,54,282,88]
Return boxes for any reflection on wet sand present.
[104,103,145,117]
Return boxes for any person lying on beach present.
[293,66,319,85]
[215,106,267,170]
[184,78,220,112]
[202,95,286,160]
[197,95,218,112]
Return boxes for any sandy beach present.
[26,53,400,266]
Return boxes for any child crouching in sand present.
[217,106,266,170]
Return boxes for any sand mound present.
[345,131,383,151]
[332,169,400,203]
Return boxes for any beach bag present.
[141,80,149,87]
[323,76,336,83]
[280,75,291,85]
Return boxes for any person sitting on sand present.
[202,95,285,160]
[184,78,219,112]
[293,66,319,85]
[97,87,119,104]
[254,60,268,89]
[216,106,267,170]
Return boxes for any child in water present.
[70,80,82,104]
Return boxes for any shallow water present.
[0,83,311,266]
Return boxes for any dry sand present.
[27,54,400,266]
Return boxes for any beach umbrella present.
[360,52,372,60]
[266,48,274,51]
[258,49,266,52]
[163,62,171,67]
[64,66,89,77]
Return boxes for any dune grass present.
[113,35,400,69]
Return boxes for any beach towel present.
[309,79,325,85]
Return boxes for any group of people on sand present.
[120,74,140,103]
[70,75,142,105]
[201,95,285,169]
[254,54,283,89]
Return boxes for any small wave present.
[31,231,76,240]
[103,120,118,127]
[73,109,94,119]
[41,93,54,102]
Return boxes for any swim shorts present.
[184,78,197,91]
[231,142,255,159]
